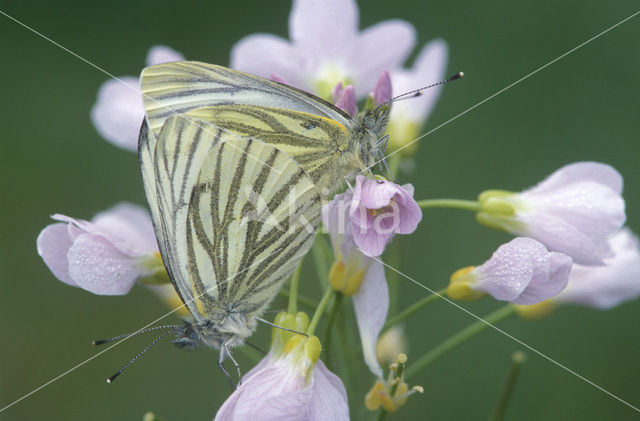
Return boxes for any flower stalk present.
[383,287,447,331]
[406,304,516,380]
[417,198,482,212]
[489,351,527,421]
[288,258,305,314]
[307,288,335,336]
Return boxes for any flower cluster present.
[446,161,637,312]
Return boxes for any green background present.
[1,1,639,420]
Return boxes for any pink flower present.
[215,336,348,421]
[91,45,184,151]
[447,237,573,305]
[36,203,160,295]
[350,175,422,257]
[333,84,357,116]
[373,71,392,106]
[477,162,626,265]
[323,192,388,378]
[557,228,640,309]
[230,0,415,100]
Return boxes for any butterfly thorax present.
[351,106,390,167]
[172,313,257,350]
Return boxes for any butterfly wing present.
[140,115,322,322]
[140,61,352,137]
[185,105,362,192]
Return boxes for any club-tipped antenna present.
[106,330,172,384]
[388,71,464,104]
[92,324,180,346]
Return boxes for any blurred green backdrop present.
[1,1,639,420]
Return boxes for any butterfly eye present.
[301,121,317,130]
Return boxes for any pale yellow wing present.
[140,115,322,320]
[140,61,352,137]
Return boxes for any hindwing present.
[139,116,322,321]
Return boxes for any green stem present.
[277,289,316,312]
[288,258,304,314]
[323,293,344,356]
[417,198,481,212]
[312,234,332,289]
[386,242,401,318]
[306,288,335,336]
[383,287,446,331]
[489,351,526,421]
[377,410,387,421]
[406,304,516,380]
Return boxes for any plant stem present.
[377,410,387,421]
[306,288,335,336]
[323,292,344,366]
[312,234,332,289]
[489,351,526,421]
[277,289,316,312]
[383,287,447,331]
[417,198,481,212]
[406,304,516,380]
[288,258,304,314]
[386,242,401,318]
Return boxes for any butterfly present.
[139,61,390,194]
[137,61,390,379]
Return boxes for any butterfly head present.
[172,314,257,350]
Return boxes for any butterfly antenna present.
[387,71,464,105]
[106,330,172,384]
[92,325,180,346]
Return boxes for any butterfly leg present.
[224,342,243,387]
[218,347,236,389]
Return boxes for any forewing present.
[140,61,351,137]
[186,105,360,191]
[187,137,322,318]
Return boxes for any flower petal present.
[520,212,612,265]
[67,234,140,295]
[36,223,76,287]
[352,261,388,377]
[476,237,570,303]
[289,0,358,57]
[390,39,448,122]
[526,162,623,196]
[373,71,392,106]
[513,252,572,305]
[92,203,157,255]
[230,33,308,89]
[352,176,399,210]
[322,191,356,258]
[90,76,143,151]
[306,361,349,420]
[558,228,640,309]
[346,20,416,96]
[145,45,184,66]
[334,85,356,116]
